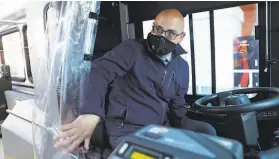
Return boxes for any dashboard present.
[257,111,279,120]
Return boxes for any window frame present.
[43,2,51,32]
[22,25,33,84]
[191,3,260,98]
[0,27,26,82]
[188,2,270,104]
[136,2,270,105]
[0,25,34,87]
[0,36,4,64]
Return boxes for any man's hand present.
[53,114,100,155]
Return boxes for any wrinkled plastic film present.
[32,1,101,159]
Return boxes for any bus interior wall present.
[270,2,279,87]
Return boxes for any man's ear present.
[181,32,186,39]
[178,33,186,43]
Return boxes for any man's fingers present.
[54,135,77,149]
[78,147,88,153]
[66,138,83,155]
[60,123,74,131]
[84,138,90,150]
[53,129,75,141]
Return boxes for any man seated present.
[53,9,216,154]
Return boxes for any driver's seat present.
[86,84,114,159]
[87,121,112,159]
[257,146,279,159]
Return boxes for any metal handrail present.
[0,20,26,25]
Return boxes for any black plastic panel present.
[270,2,279,87]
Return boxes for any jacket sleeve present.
[169,61,189,126]
[78,40,136,118]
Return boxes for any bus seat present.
[88,121,112,159]
[87,85,114,158]
[257,146,279,159]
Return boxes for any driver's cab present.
[0,1,279,159]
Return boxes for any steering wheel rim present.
[192,87,279,114]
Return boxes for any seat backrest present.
[257,147,279,159]
[90,84,113,149]
[91,2,122,61]
[90,121,110,149]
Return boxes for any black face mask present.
[147,33,177,56]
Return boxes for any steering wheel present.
[192,87,279,114]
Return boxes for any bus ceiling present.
[123,1,255,22]
[0,1,26,32]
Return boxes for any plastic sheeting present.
[32,1,101,159]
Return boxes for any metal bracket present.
[89,12,99,20]
[264,58,277,72]
[266,59,277,65]
[271,27,279,32]
[83,54,93,61]
[88,11,106,20]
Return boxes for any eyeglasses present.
[152,25,184,40]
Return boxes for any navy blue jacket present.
[79,39,189,137]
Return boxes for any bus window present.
[142,20,153,39]
[192,11,212,95]
[1,31,26,81]
[214,4,259,92]
[22,25,33,83]
[0,37,4,64]
[142,3,260,96]
[179,15,193,95]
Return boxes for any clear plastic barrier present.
[32,1,101,158]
